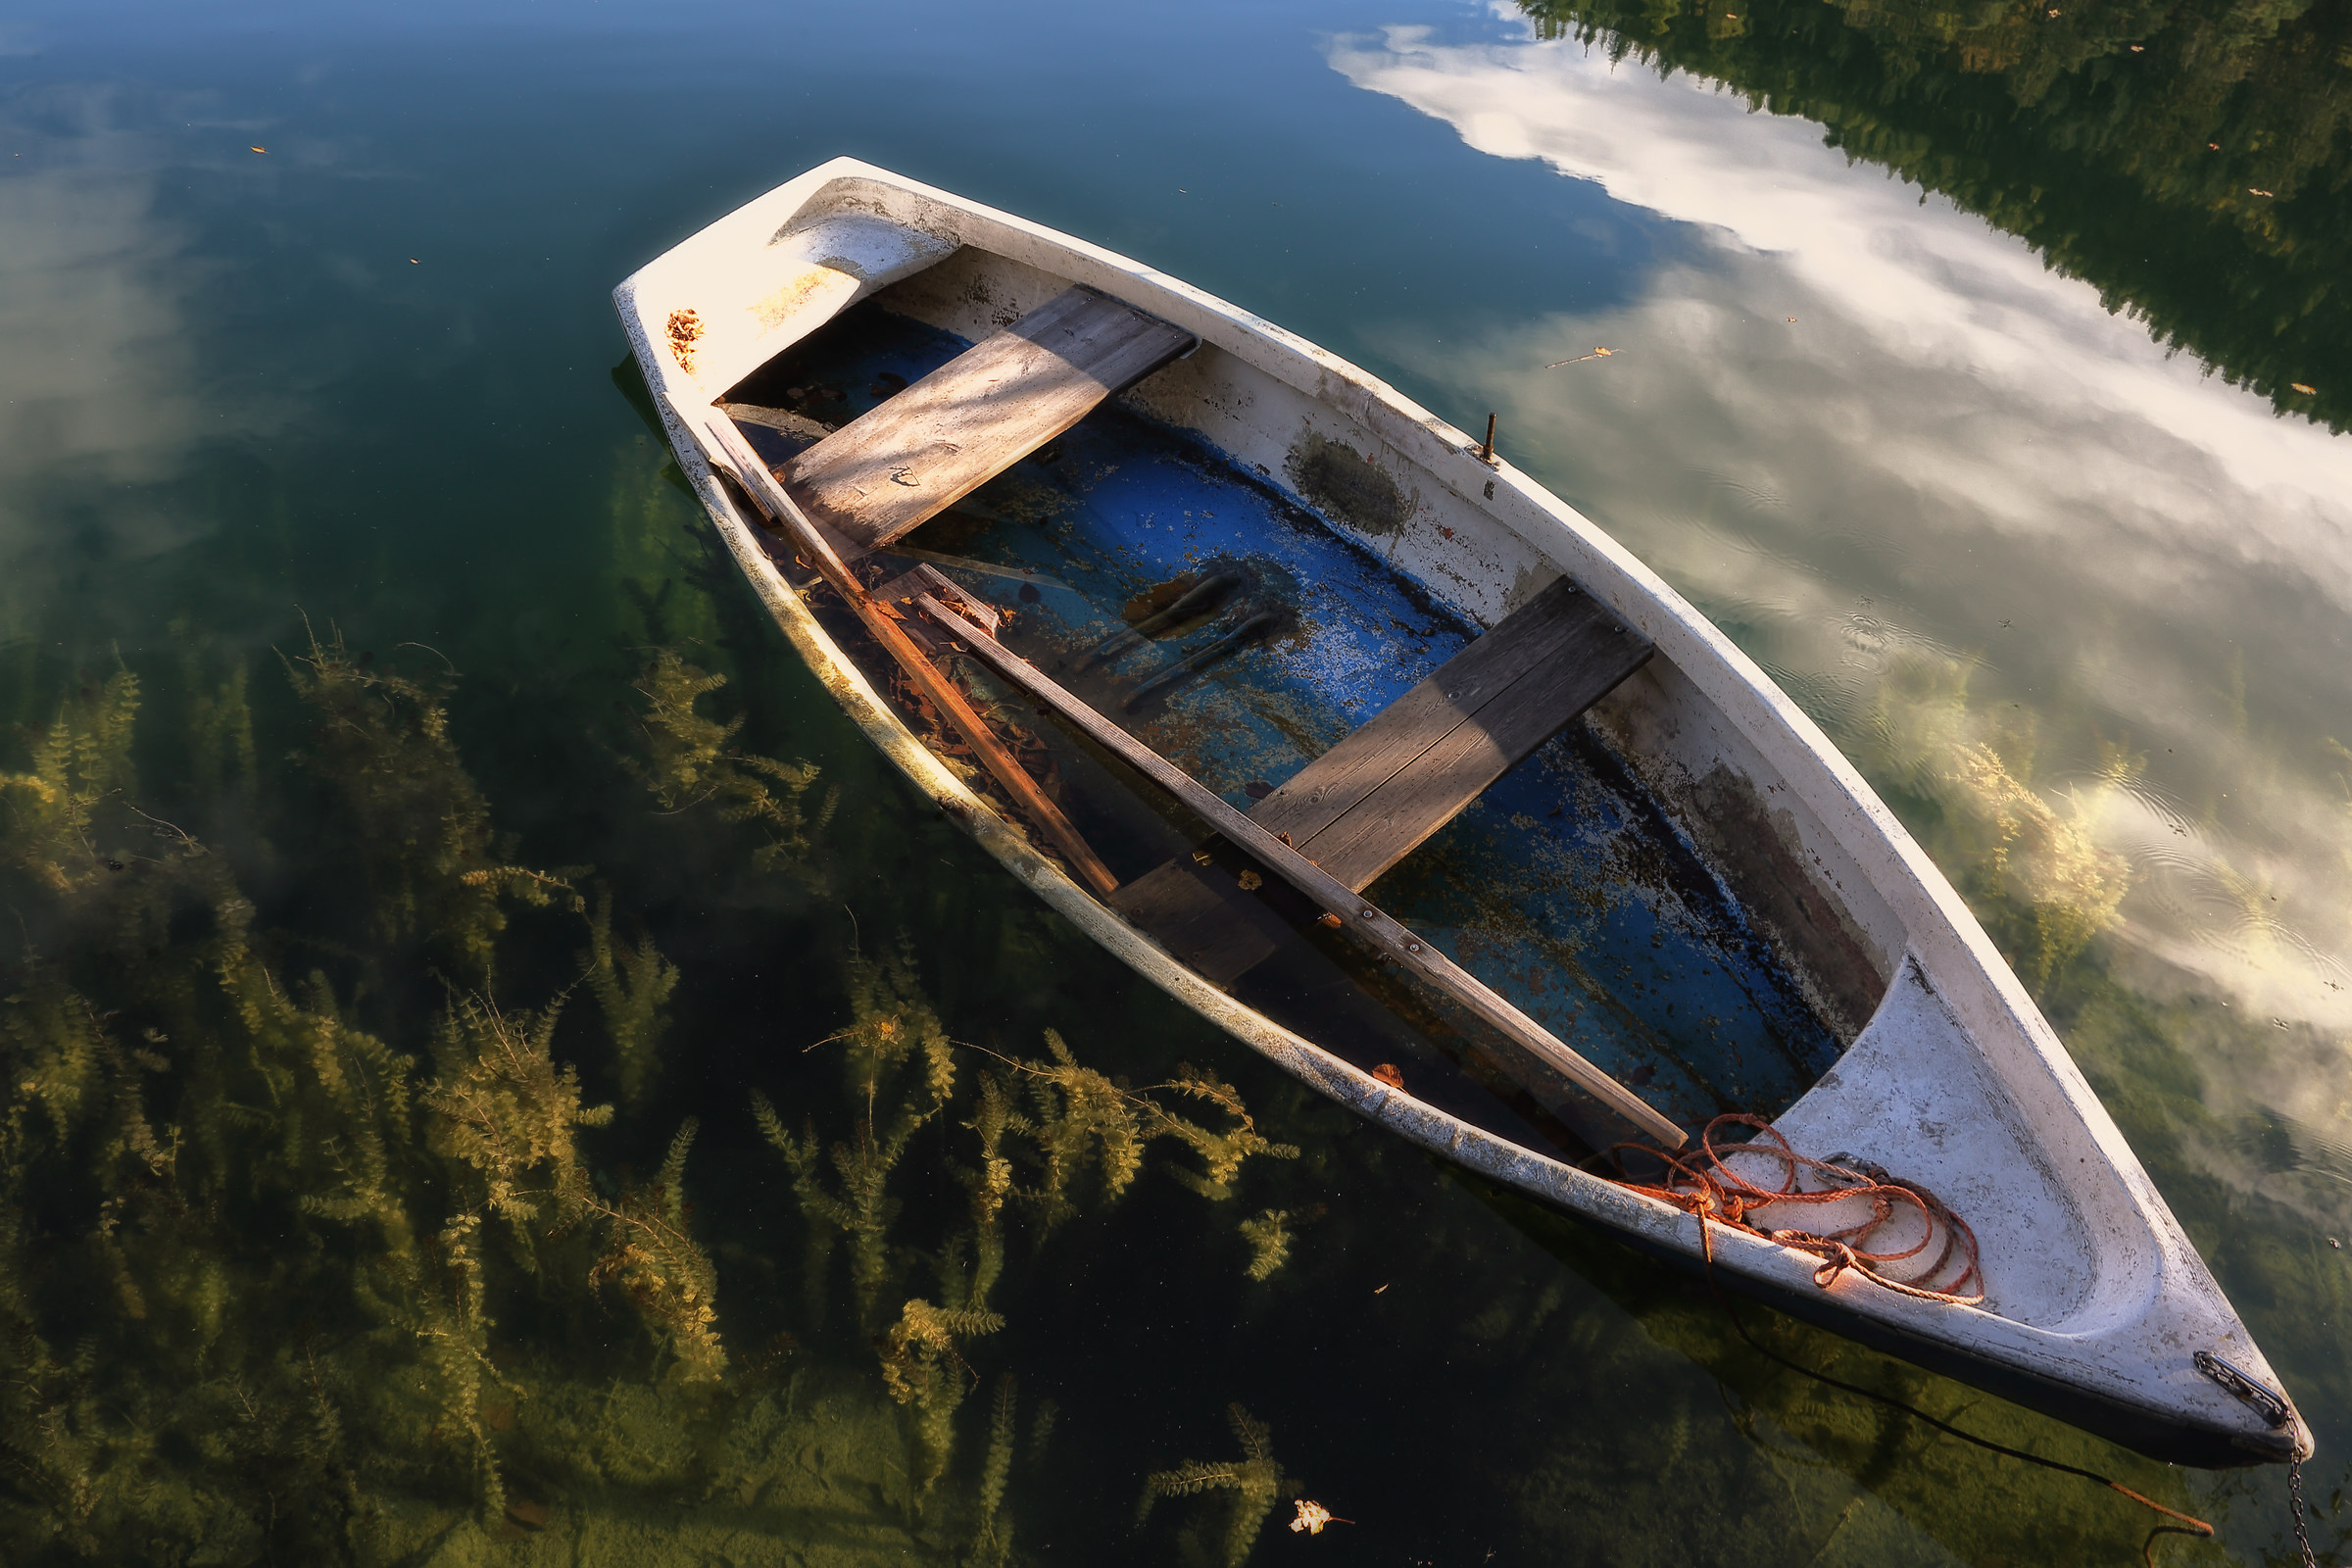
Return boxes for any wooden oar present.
[694,413,1122,901]
[911,588,1687,1149]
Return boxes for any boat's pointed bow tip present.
[2250,1419,2316,1466]
[806,153,903,184]
[2286,1404,2318,1463]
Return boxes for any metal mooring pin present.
[2193,1350,2292,1429]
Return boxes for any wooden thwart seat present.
[1108,575,1653,982]
[1244,575,1647,890]
[779,286,1195,557]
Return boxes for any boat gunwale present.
[612,157,2307,1463]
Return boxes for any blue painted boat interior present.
[729,300,1842,1156]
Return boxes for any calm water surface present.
[3,1,2348,1564]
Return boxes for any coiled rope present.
[1609,1114,1984,1304]
[1607,1114,2217,1562]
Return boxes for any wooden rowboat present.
[615,158,2310,1467]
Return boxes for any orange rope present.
[1612,1115,2215,1555]
[1609,1113,1985,1305]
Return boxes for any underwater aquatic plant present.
[753,949,1308,1516]
[415,1209,518,1518]
[11,618,1382,1565]
[1004,1046,1302,1272]
[1152,1063,1301,1203]
[1866,653,2132,984]
[772,1002,1306,1330]
[1025,1397,1058,1465]
[0,963,107,1145]
[0,668,139,894]
[1015,1026,1151,1228]
[628,646,836,873]
[968,1372,1017,1565]
[961,1071,1017,1308]
[1238,1209,1291,1281]
[175,625,258,818]
[0,639,775,1553]
[831,936,957,1110]
[588,1118,728,1383]
[425,994,613,1247]
[580,882,680,1107]
[760,1091,916,1321]
[878,1298,1005,1497]
[284,628,583,985]
[2,628,1324,1557]
[1138,1402,1297,1568]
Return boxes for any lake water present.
[3,0,2347,1564]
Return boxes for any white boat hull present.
[615,158,2309,1466]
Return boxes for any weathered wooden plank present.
[1107,858,1297,981]
[1251,576,1604,845]
[781,287,1194,554]
[1294,609,1653,890]
[696,414,1122,901]
[918,587,1684,1149]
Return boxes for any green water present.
[3,0,2348,1562]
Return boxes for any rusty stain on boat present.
[750,265,860,331]
[666,308,705,373]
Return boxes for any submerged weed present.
[628,646,836,874]
[580,882,680,1107]
[0,629,1313,1561]
[1139,1402,1297,1568]
[588,1118,728,1384]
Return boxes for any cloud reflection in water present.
[1330,23,2352,1060]
[0,89,218,626]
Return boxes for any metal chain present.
[2289,1457,2319,1568]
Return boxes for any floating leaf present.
[1290,1498,1350,1535]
